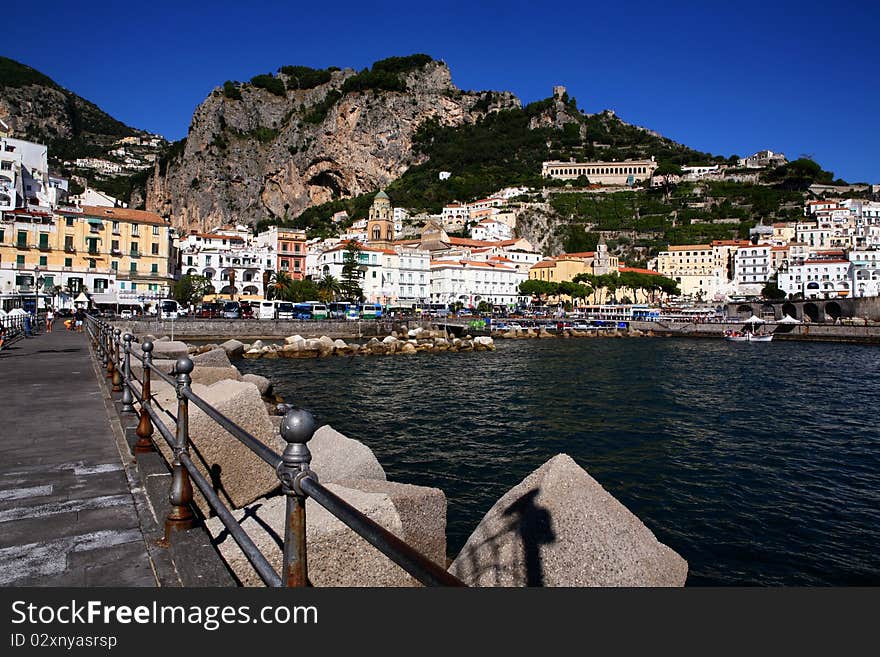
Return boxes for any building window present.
[17,230,27,247]
[111,261,118,271]
[152,243,159,255]
[131,224,139,237]
[88,259,96,268]
[130,262,137,272]
[65,217,74,227]
[39,256,47,266]
[112,221,120,234]
[152,226,159,236]
[64,257,72,267]
[130,243,139,255]
[151,263,158,274]
[16,255,25,266]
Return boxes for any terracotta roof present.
[81,205,167,226]
[667,244,711,251]
[803,259,850,264]
[530,260,556,269]
[560,251,596,258]
[619,267,662,275]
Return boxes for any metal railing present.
[85,314,463,587]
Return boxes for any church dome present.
[374,190,390,201]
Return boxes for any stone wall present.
[118,318,432,340]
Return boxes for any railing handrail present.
[85,313,463,588]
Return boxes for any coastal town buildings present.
[179,225,267,298]
[0,204,175,311]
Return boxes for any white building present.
[734,244,773,294]
[313,242,430,306]
[778,258,851,299]
[470,218,513,242]
[0,137,52,212]
[429,259,526,309]
[179,225,268,297]
[441,203,469,228]
[68,187,126,208]
[74,158,123,175]
[738,150,787,169]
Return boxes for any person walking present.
[45,307,55,333]
[74,307,85,332]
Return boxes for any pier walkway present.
[0,328,157,586]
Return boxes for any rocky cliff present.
[145,58,519,232]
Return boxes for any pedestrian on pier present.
[74,307,85,332]
[45,307,55,333]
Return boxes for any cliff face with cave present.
[145,60,519,233]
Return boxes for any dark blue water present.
[238,338,880,586]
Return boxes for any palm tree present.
[317,274,341,303]
[265,271,295,301]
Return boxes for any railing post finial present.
[277,407,318,587]
[111,328,123,392]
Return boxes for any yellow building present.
[0,204,174,310]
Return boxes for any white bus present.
[158,299,179,320]
[275,301,295,320]
[258,300,277,319]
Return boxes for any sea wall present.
[631,320,880,344]
[119,318,431,340]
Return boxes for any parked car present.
[240,301,255,319]
[120,309,133,319]
[222,301,241,319]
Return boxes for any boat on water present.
[724,330,773,342]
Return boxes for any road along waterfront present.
[238,336,880,586]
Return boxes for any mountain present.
[0,56,165,200]
[145,55,520,231]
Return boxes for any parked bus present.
[360,303,383,319]
[306,302,328,319]
[328,302,351,320]
[275,301,295,320]
[158,299,180,320]
[292,303,313,319]
[258,300,277,319]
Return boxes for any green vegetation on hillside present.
[249,73,286,97]
[223,81,242,100]
[279,65,333,90]
[0,56,59,90]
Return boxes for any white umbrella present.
[777,314,801,324]
[744,314,765,324]
[8,308,27,316]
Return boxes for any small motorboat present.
[724,330,773,342]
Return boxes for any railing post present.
[276,408,318,587]
[135,340,155,453]
[105,325,114,379]
[121,333,135,413]
[111,328,123,392]
[165,356,195,539]
[100,324,109,371]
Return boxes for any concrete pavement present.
[0,327,157,586]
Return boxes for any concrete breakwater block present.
[191,347,233,368]
[309,425,387,483]
[205,479,447,586]
[449,454,688,587]
[150,340,190,359]
[151,379,286,515]
[241,373,272,396]
[189,366,242,386]
[220,339,245,359]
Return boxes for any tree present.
[265,270,294,301]
[341,240,364,301]
[476,300,491,314]
[173,274,212,306]
[317,274,341,303]
[762,280,786,300]
[653,162,683,200]
[519,279,558,304]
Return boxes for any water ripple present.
[240,338,880,586]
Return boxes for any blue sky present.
[4,0,878,182]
